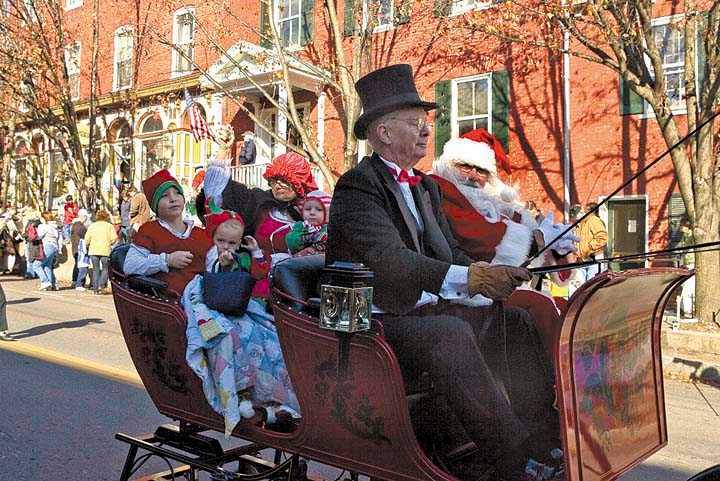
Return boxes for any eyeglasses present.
[270,180,294,192]
[456,164,490,175]
[386,117,432,131]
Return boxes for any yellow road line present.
[0,341,144,388]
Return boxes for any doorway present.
[606,197,647,270]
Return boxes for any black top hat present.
[353,64,437,140]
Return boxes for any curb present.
[0,340,144,388]
[662,329,720,385]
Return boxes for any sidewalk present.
[662,322,720,386]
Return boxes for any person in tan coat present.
[129,187,153,238]
[573,202,608,284]
[576,202,608,262]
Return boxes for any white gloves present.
[537,211,579,256]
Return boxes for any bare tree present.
[0,0,150,209]
[460,0,720,322]
[151,0,403,188]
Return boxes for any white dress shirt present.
[380,157,469,310]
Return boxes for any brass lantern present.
[319,262,374,333]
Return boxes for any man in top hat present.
[326,64,562,480]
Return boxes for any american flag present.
[184,89,215,142]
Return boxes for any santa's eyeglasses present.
[456,164,491,176]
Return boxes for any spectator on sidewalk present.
[62,195,79,241]
[35,211,60,291]
[70,209,89,287]
[119,187,132,243]
[24,216,41,279]
[677,217,696,319]
[0,283,11,341]
[85,209,118,294]
[129,187,152,239]
[576,202,608,283]
[238,131,256,165]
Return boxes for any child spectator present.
[285,190,331,257]
[74,236,91,291]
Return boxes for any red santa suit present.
[431,137,538,266]
[432,132,577,289]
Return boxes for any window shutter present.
[491,70,510,152]
[619,76,644,115]
[395,0,411,25]
[300,0,315,46]
[433,0,450,17]
[260,0,271,48]
[434,79,451,158]
[344,0,357,36]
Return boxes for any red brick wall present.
[58,0,684,248]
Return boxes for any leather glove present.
[468,262,532,300]
[538,211,580,256]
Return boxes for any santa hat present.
[302,190,332,223]
[437,138,498,176]
[263,152,317,198]
[142,169,184,213]
[460,128,512,175]
[204,209,245,239]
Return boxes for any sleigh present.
[109,246,713,481]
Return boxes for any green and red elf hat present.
[203,199,245,239]
[142,169,184,213]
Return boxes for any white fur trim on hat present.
[437,138,497,175]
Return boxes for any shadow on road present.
[7,297,40,305]
[10,318,105,339]
[620,462,697,481]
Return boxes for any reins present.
[522,109,720,268]
[527,241,720,275]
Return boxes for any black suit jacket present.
[326,154,473,315]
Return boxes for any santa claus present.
[431,128,577,269]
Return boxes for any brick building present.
[5,0,697,261]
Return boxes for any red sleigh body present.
[110,255,691,481]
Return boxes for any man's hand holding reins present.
[467,262,532,300]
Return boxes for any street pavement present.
[1,274,719,481]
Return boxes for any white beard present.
[433,161,538,230]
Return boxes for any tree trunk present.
[693,208,720,323]
[693,246,720,324]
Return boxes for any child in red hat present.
[204,208,270,283]
[122,169,212,297]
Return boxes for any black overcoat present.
[326,153,473,315]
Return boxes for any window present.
[64,42,81,100]
[114,27,133,90]
[451,0,494,15]
[276,0,301,47]
[363,0,393,32]
[451,74,491,137]
[172,8,195,77]
[2,0,10,16]
[65,0,82,10]
[650,19,686,112]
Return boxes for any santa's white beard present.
[433,162,538,230]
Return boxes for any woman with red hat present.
[201,150,318,299]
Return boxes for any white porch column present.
[316,90,326,156]
[275,84,288,156]
[210,93,224,160]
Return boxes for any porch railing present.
[230,163,325,192]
